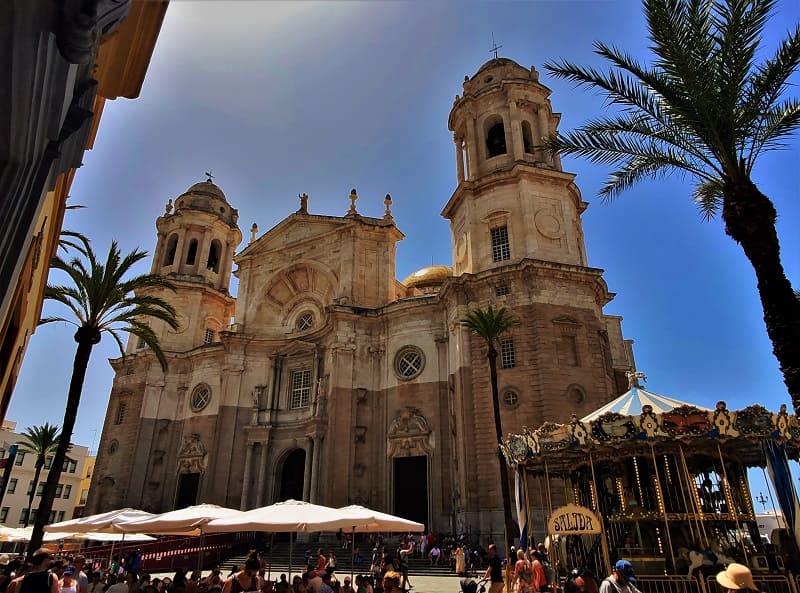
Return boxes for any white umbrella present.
[204,500,342,533]
[333,505,424,533]
[205,499,346,581]
[0,528,155,543]
[80,532,156,542]
[332,505,424,583]
[117,503,245,570]
[116,503,243,536]
[45,508,156,564]
[45,508,155,533]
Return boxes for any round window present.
[190,384,211,412]
[502,390,520,408]
[108,439,119,455]
[296,312,315,331]
[394,346,425,380]
[567,385,585,405]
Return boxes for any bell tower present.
[132,179,242,353]
[442,58,589,275]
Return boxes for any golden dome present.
[402,265,453,288]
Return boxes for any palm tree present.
[27,241,179,555]
[18,423,62,527]
[461,306,520,556]
[544,0,800,413]
[58,204,89,256]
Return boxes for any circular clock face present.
[455,235,468,263]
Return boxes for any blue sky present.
[9,1,800,498]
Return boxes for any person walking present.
[483,545,504,593]
[512,550,533,593]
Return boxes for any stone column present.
[303,436,313,502]
[466,115,480,180]
[173,233,187,274]
[537,107,552,165]
[508,101,524,160]
[151,233,165,274]
[309,435,321,504]
[240,442,255,510]
[454,136,465,183]
[197,229,212,276]
[255,441,269,506]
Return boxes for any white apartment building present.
[0,421,89,526]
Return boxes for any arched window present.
[185,239,198,265]
[485,117,507,158]
[522,121,534,153]
[163,234,178,266]
[207,240,221,272]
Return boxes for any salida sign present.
[547,504,601,535]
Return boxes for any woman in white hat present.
[715,564,759,592]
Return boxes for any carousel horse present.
[677,547,736,578]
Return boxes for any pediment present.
[237,214,351,260]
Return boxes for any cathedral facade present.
[86,58,635,541]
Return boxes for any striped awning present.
[580,386,709,422]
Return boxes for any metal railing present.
[635,575,704,593]
[706,573,799,593]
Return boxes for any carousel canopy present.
[581,386,709,422]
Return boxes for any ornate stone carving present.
[177,433,207,474]
[388,406,433,458]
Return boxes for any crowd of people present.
[0,536,764,593]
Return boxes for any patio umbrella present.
[117,503,245,569]
[116,503,243,535]
[45,508,156,565]
[333,505,424,583]
[1,528,155,543]
[205,500,346,580]
[45,508,155,533]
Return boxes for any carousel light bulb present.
[653,476,665,515]
[663,455,672,484]
[740,476,755,518]
[573,485,579,505]
[656,527,663,554]
[689,473,703,512]
[616,477,625,509]
[589,480,598,510]
[633,456,644,505]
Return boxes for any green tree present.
[544,0,800,412]
[18,423,62,527]
[27,241,178,555]
[461,305,520,556]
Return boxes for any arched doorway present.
[279,448,305,501]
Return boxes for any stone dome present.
[402,265,453,289]
[474,57,529,78]
[186,180,227,202]
[173,180,238,227]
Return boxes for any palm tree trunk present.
[722,178,800,414]
[26,333,95,557]
[487,349,515,557]
[24,462,43,527]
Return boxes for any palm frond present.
[461,306,520,351]
[749,100,800,161]
[58,231,90,256]
[692,178,725,219]
[126,321,170,371]
[43,240,179,372]
[38,315,79,328]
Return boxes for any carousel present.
[501,374,800,583]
